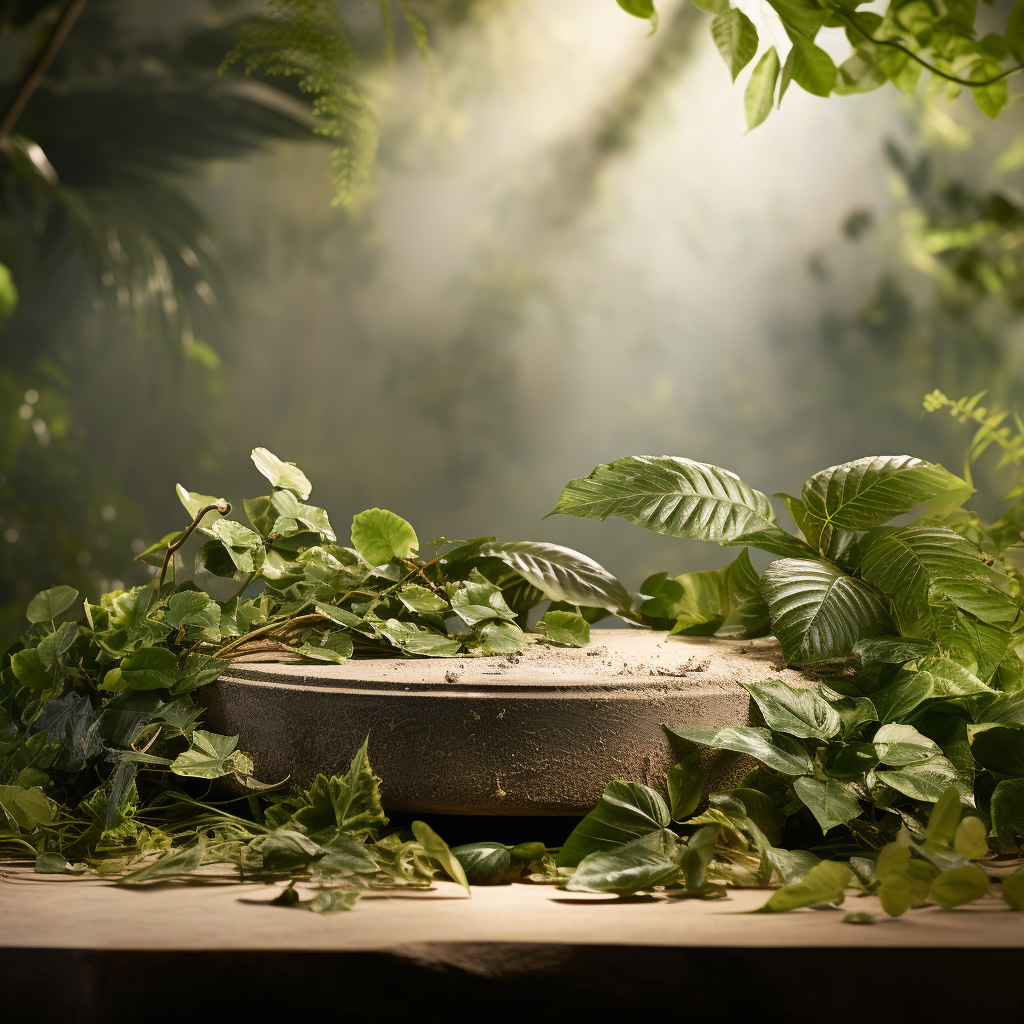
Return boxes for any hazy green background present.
[3,0,1023,625]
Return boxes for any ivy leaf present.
[970,59,1008,119]
[758,860,853,913]
[26,586,79,624]
[793,777,863,833]
[741,677,841,740]
[397,584,448,615]
[954,816,989,860]
[270,488,335,541]
[208,519,265,574]
[480,540,632,613]
[873,723,942,766]
[745,47,780,129]
[164,591,221,636]
[120,647,181,691]
[11,648,52,693]
[802,457,971,534]
[538,609,590,647]
[566,833,680,895]
[350,508,418,565]
[761,558,892,665]
[666,724,813,775]
[930,865,991,908]
[170,730,251,779]
[251,447,312,499]
[711,9,759,82]
[412,820,471,894]
[293,738,388,836]
[556,779,670,868]
[448,573,518,625]
[875,844,936,916]
[372,619,461,657]
[298,630,354,664]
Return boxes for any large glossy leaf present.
[873,723,942,766]
[761,558,892,665]
[350,508,418,565]
[877,756,964,801]
[859,525,988,629]
[479,541,631,613]
[741,678,840,740]
[556,780,670,868]
[971,727,1024,776]
[565,833,680,895]
[802,456,971,534]
[26,586,80,624]
[668,725,813,775]
[930,865,991,908]
[931,578,1020,627]
[549,456,798,551]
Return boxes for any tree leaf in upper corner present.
[785,36,836,97]
[745,46,780,130]
[538,610,590,647]
[793,777,863,833]
[930,864,991,909]
[479,540,631,613]
[667,725,813,775]
[757,860,853,913]
[741,677,840,740]
[802,457,972,535]
[412,820,471,894]
[566,833,680,895]
[251,447,312,499]
[858,525,988,630]
[711,9,758,82]
[350,508,418,565]
[556,780,670,868]
[761,558,892,665]
[616,0,658,24]
[26,586,80,624]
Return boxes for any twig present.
[0,0,89,144]
[158,501,231,588]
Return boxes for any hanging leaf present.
[745,46,780,129]
[711,9,759,82]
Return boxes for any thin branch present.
[158,501,231,588]
[0,0,89,144]
[839,12,1024,88]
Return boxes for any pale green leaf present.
[350,508,418,564]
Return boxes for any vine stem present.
[838,11,1024,88]
[0,0,89,145]
[158,501,231,588]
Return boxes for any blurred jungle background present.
[1,0,1023,640]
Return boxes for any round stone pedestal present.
[199,629,813,815]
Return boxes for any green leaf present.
[1004,866,1024,910]
[566,833,680,895]
[858,526,987,630]
[298,630,354,664]
[954,816,989,859]
[854,636,935,666]
[930,864,991,908]
[871,674,936,723]
[476,620,527,655]
[1008,0,1024,63]
[309,890,360,913]
[971,726,1024,775]
[793,777,863,833]
[270,489,335,541]
[873,723,942,766]
[875,844,936,916]
[27,586,79,624]
[451,842,516,884]
[175,485,227,530]
[397,584,448,615]
[924,785,962,851]
[412,820,471,894]
[557,780,670,868]
[783,36,835,97]
[350,508,418,565]
[761,558,892,665]
[992,778,1024,853]
[170,730,250,779]
[11,648,52,693]
[758,860,853,912]
[680,824,719,890]
[745,46,780,129]
[120,840,207,885]
[930,578,1019,627]
[741,677,840,740]
[617,0,658,23]
[448,574,518,625]
[802,457,971,535]
[970,60,1008,119]
[765,0,828,40]
[667,751,703,820]
[690,0,729,12]
[539,610,590,647]
[293,738,388,835]
[877,756,964,802]
[251,447,312,499]
[164,591,221,635]
[120,647,181,691]
[480,540,632,613]
[668,725,813,775]
[208,519,265,574]
[711,9,758,82]
[550,456,779,546]
[373,619,461,657]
